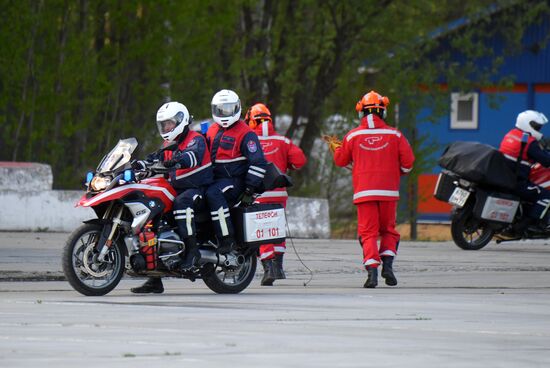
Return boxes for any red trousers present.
[256,197,287,260]
[356,201,400,268]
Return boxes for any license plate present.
[449,187,470,207]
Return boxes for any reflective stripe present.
[248,170,264,178]
[273,246,286,253]
[346,129,401,142]
[186,208,193,235]
[186,151,197,168]
[401,166,412,173]
[353,190,399,200]
[260,250,274,260]
[175,162,212,180]
[364,259,380,266]
[259,190,288,198]
[503,154,531,167]
[367,114,375,128]
[214,207,229,236]
[215,157,247,163]
[380,250,396,257]
[262,122,269,137]
[175,211,195,221]
[85,183,175,206]
[221,185,234,193]
[192,194,202,201]
[211,208,229,215]
[250,165,266,173]
[258,136,290,144]
[173,209,186,214]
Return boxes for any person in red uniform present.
[499,110,550,223]
[205,90,268,254]
[331,90,414,288]
[245,103,307,286]
[131,101,214,294]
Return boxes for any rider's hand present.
[163,159,176,168]
[240,187,256,206]
[131,160,149,170]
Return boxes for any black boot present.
[261,259,276,286]
[218,236,235,254]
[381,256,398,286]
[273,253,286,280]
[363,267,378,288]
[131,277,164,294]
[180,237,201,272]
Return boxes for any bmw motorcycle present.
[62,138,288,295]
[435,163,550,251]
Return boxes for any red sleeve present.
[287,142,307,170]
[398,133,415,175]
[333,135,352,167]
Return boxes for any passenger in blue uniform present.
[131,101,213,294]
[205,89,268,254]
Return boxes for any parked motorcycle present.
[434,141,550,250]
[62,138,289,295]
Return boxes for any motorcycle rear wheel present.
[451,208,494,250]
[62,223,125,296]
[202,253,257,294]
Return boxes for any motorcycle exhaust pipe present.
[221,254,245,267]
[198,250,245,267]
[235,254,245,266]
[198,249,220,265]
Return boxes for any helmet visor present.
[531,121,544,132]
[156,119,178,135]
[212,102,240,118]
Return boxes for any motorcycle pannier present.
[473,190,520,223]
[231,203,286,247]
[438,141,516,190]
[433,169,460,202]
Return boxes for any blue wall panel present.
[535,91,550,111]
[418,92,529,173]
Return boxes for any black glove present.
[240,187,256,206]
[131,160,149,170]
[163,159,176,168]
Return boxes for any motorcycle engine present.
[158,230,185,269]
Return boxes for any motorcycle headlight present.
[90,176,111,191]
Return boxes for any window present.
[450,92,478,129]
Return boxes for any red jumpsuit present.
[333,114,414,268]
[253,121,307,260]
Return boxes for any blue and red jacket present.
[499,128,550,182]
[206,120,268,190]
[148,130,213,190]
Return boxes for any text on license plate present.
[449,187,470,207]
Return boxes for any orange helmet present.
[355,90,390,119]
[246,103,272,129]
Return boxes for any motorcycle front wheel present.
[202,252,257,294]
[451,207,494,250]
[62,223,125,296]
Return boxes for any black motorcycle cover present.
[438,141,517,190]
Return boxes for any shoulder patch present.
[247,140,258,153]
[187,138,198,148]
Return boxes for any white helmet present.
[156,101,190,142]
[516,110,548,141]
[211,89,241,128]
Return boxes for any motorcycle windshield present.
[96,138,138,173]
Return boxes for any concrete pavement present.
[1,232,550,367]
